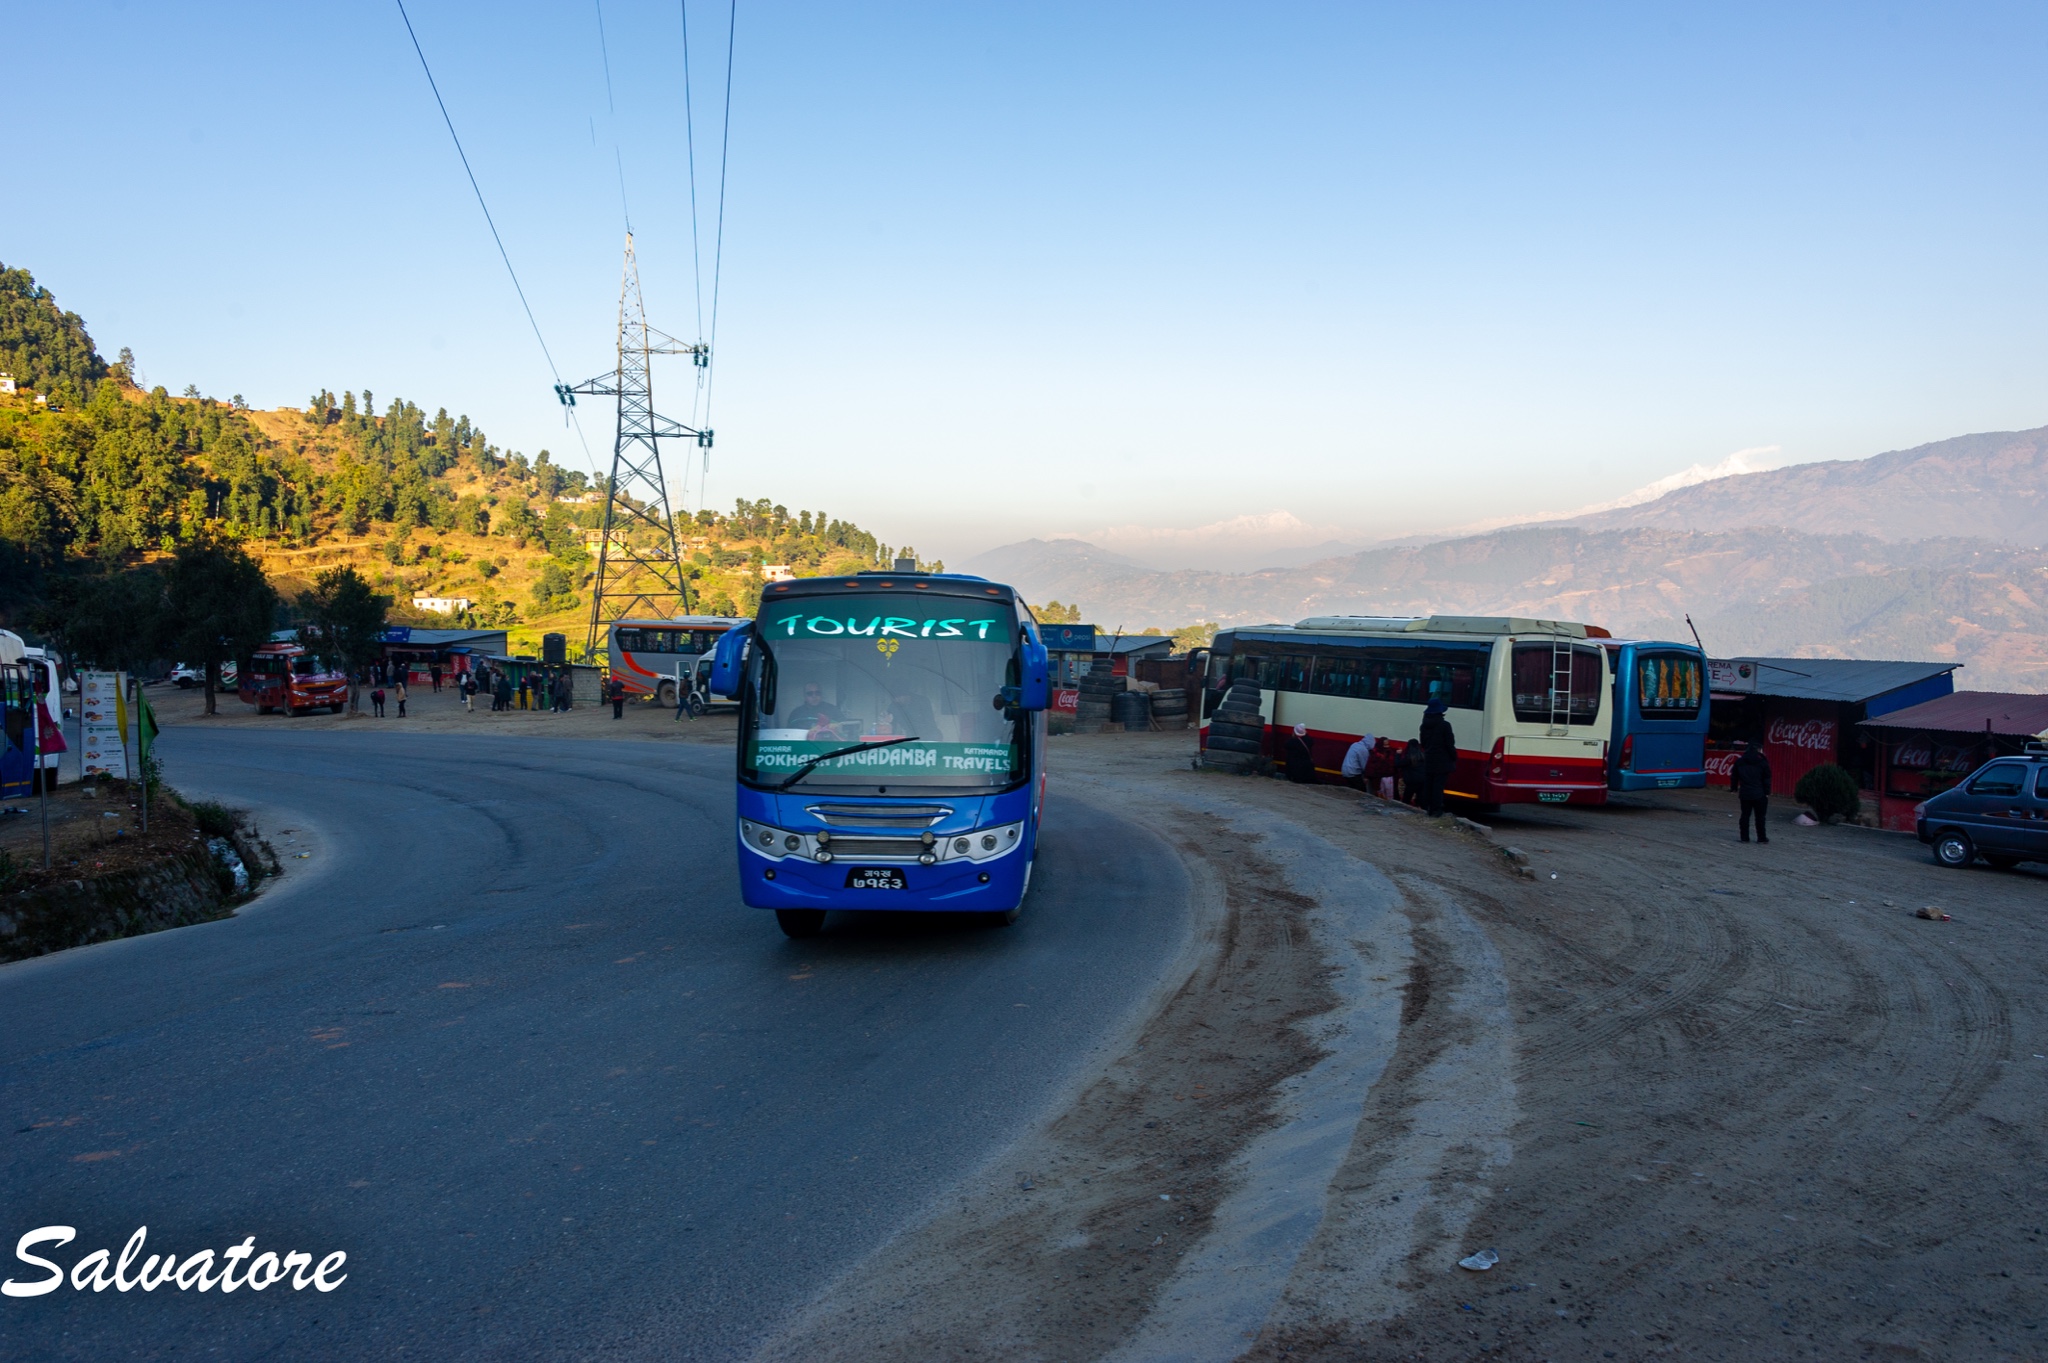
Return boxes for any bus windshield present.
[1634,651,1703,719]
[743,594,1022,790]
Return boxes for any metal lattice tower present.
[556,233,712,656]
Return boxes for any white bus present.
[605,616,750,707]
[1199,615,1615,807]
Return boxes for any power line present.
[680,0,706,345]
[393,0,602,480]
[594,0,633,232]
[704,0,737,435]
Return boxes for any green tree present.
[35,568,166,676]
[0,262,108,401]
[299,566,390,713]
[162,537,278,715]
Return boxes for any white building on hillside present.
[412,596,475,615]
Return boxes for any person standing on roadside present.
[1419,699,1458,817]
[609,675,626,720]
[395,676,408,718]
[461,671,476,712]
[495,673,512,713]
[1340,730,1378,793]
[1732,741,1772,843]
[430,663,442,693]
[1281,721,1317,783]
[370,685,386,718]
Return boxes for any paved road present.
[0,729,1191,1361]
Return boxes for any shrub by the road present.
[1794,764,1862,824]
[185,799,236,838]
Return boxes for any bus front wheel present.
[657,681,676,709]
[775,909,826,939]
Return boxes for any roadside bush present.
[186,799,237,838]
[1794,763,1862,824]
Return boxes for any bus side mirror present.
[709,625,751,699]
[1018,640,1050,711]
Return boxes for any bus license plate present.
[1657,777,1681,788]
[1537,792,1571,804]
[845,867,907,890]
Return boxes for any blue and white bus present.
[709,571,1052,938]
[1600,639,1710,791]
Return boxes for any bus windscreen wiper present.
[774,736,921,791]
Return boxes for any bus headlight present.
[940,821,1025,863]
[740,819,813,862]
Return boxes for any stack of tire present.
[1075,668,1124,732]
[1151,687,1188,730]
[1201,681,1267,771]
[1111,689,1152,731]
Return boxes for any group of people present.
[367,659,443,692]
[460,663,574,714]
[1278,698,1463,816]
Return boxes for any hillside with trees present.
[0,261,930,662]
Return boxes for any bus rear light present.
[1619,735,1634,770]
[1489,739,1505,778]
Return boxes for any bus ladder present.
[1547,636,1575,734]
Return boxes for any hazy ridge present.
[966,428,2048,692]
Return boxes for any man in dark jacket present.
[608,676,626,720]
[1732,742,1772,843]
[1281,722,1317,783]
[1419,700,1458,816]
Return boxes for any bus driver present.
[787,682,846,738]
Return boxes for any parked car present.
[1916,748,2048,870]
[169,662,238,688]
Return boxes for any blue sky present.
[11,2,2048,562]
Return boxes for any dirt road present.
[756,731,2048,1362]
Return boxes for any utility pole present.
[556,233,712,658]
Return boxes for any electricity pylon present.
[556,232,713,657]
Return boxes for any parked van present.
[1916,746,2048,870]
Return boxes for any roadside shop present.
[1705,657,1959,794]
[1857,691,2048,831]
[380,628,509,685]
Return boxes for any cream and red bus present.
[604,616,750,707]
[1199,615,1614,807]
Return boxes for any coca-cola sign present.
[1703,750,1739,777]
[1767,718,1836,752]
[1892,737,1932,770]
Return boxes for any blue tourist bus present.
[1601,639,1711,791]
[709,571,1052,938]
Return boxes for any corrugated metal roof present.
[1098,635,1176,655]
[1857,690,2048,738]
[1729,657,1959,703]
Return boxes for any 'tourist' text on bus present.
[1200,615,1614,807]
[709,572,1051,939]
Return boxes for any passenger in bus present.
[1420,700,1458,816]
[890,690,938,740]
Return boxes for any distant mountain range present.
[1563,426,2048,544]
[963,426,2048,691]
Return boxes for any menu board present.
[79,671,129,780]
